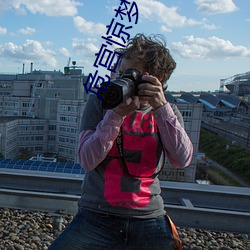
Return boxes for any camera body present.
[97,68,143,109]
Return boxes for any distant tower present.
[219,79,225,92]
[30,62,33,73]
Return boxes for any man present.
[49,33,193,250]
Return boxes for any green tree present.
[17,148,33,160]
[199,129,250,183]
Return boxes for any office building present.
[0,63,88,162]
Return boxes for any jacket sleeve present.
[78,94,124,171]
[153,103,193,168]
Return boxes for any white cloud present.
[134,0,204,31]
[72,38,99,57]
[71,37,124,75]
[59,47,70,57]
[171,36,250,59]
[0,39,57,67]
[201,19,220,30]
[73,16,106,36]
[202,23,219,30]
[44,40,53,47]
[0,26,7,35]
[71,38,100,73]
[18,27,36,35]
[194,0,238,15]
[0,0,11,13]
[0,0,82,16]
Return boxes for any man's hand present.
[112,96,140,117]
[138,73,167,110]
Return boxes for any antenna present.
[67,57,71,67]
[64,57,71,74]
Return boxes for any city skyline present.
[0,0,249,92]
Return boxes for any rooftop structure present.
[220,71,250,98]
[177,92,249,114]
[29,154,57,162]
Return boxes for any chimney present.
[30,62,33,73]
[22,63,25,74]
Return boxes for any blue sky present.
[0,0,249,92]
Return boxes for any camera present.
[97,68,144,109]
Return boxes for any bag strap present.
[165,214,183,250]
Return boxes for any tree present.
[17,148,33,160]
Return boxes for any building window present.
[59,115,77,123]
[36,125,44,131]
[48,135,56,141]
[35,136,44,141]
[35,146,43,151]
[49,125,56,131]
[181,110,192,117]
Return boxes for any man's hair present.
[115,33,176,84]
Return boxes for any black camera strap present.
[116,129,132,177]
[116,128,164,179]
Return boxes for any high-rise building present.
[0,63,88,162]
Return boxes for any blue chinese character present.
[93,44,123,73]
[127,2,139,24]
[102,18,132,46]
[115,5,127,21]
[120,0,131,9]
[114,1,139,24]
[82,70,111,99]
[114,0,130,20]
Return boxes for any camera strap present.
[116,127,164,179]
[116,128,132,177]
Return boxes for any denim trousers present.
[48,208,175,250]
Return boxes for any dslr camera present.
[97,68,144,109]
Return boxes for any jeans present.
[48,208,174,250]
